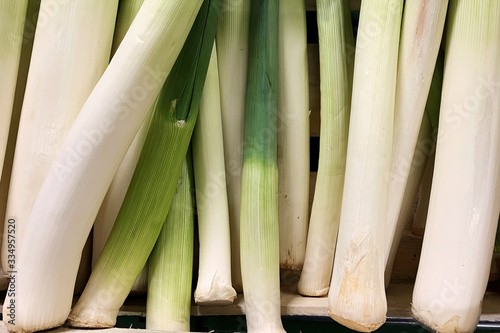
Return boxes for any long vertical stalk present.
[1,0,119,274]
[384,0,448,266]
[277,0,310,271]
[192,44,236,304]
[298,0,354,297]
[147,155,194,331]
[412,2,500,332]
[327,0,403,331]
[240,0,284,331]
[91,0,150,294]
[216,0,250,292]
[3,1,204,331]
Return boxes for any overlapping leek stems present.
[91,0,150,295]
[3,0,205,331]
[1,0,118,275]
[328,0,403,331]
[216,0,250,292]
[192,44,236,304]
[298,0,354,297]
[384,0,448,268]
[277,0,310,271]
[412,1,500,332]
[68,1,216,327]
[0,0,36,291]
[147,155,195,331]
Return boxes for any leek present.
[147,155,194,331]
[298,0,354,297]
[0,0,37,291]
[240,0,284,331]
[0,0,27,179]
[277,0,310,271]
[216,0,250,292]
[68,1,217,327]
[1,0,118,275]
[192,44,236,304]
[412,1,500,332]
[91,0,150,295]
[327,0,403,331]
[3,0,205,331]
[384,0,448,268]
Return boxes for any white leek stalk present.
[216,0,250,292]
[277,0,310,271]
[412,1,500,332]
[0,0,27,179]
[3,0,204,331]
[328,0,403,331]
[91,0,150,295]
[384,114,434,287]
[147,156,194,331]
[0,0,35,290]
[1,0,118,273]
[298,0,354,297]
[384,0,448,267]
[240,0,285,332]
[192,44,236,304]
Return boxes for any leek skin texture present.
[412,150,435,237]
[298,0,354,297]
[240,0,284,332]
[0,0,27,180]
[412,2,500,332]
[147,156,194,331]
[384,114,434,287]
[192,44,236,304]
[277,0,310,271]
[1,0,118,273]
[110,0,144,57]
[68,1,217,328]
[91,0,150,294]
[216,0,250,292]
[385,0,448,265]
[327,0,403,331]
[0,0,37,290]
[3,0,204,331]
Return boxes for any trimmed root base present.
[328,310,384,333]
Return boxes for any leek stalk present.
[216,0,250,292]
[91,0,150,295]
[277,0,310,271]
[192,44,236,304]
[240,0,285,331]
[384,0,448,267]
[0,0,27,179]
[1,0,119,275]
[412,2,500,331]
[146,155,195,331]
[327,0,403,331]
[298,0,354,297]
